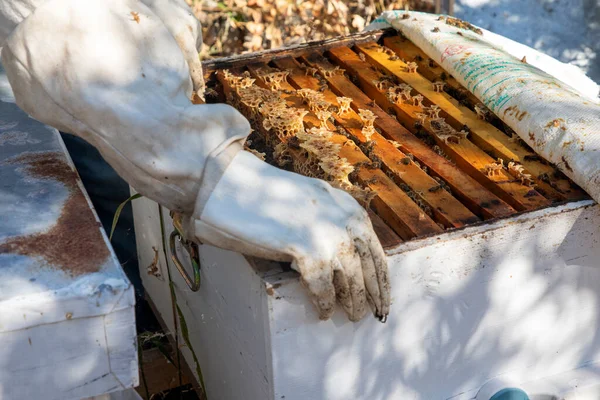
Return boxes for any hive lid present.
[0,67,132,333]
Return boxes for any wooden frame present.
[203,30,588,246]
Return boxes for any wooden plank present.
[301,52,516,219]
[383,37,589,202]
[382,36,512,141]
[367,209,403,248]
[137,347,192,398]
[245,63,443,239]
[330,134,445,239]
[220,66,441,239]
[328,46,551,212]
[273,57,480,229]
[202,29,386,72]
[143,295,206,400]
[382,36,481,108]
[357,41,584,201]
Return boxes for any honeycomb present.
[411,94,424,107]
[336,97,352,115]
[426,104,441,119]
[386,84,413,104]
[429,118,468,144]
[315,110,332,128]
[317,65,345,78]
[485,158,505,177]
[508,162,535,187]
[405,62,418,73]
[262,107,308,141]
[207,31,589,244]
[297,89,330,112]
[256,69,290,91]
[432,81,446,92]
[358,109,377,140]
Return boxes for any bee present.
[130,11,140,23]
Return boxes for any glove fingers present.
[293,259,336,321]
[354,237,382,316]
[350,221,391,321]
[369,237,391,320]
[332,265,353,318]
[334,248,368,322]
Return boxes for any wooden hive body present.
[202,30,589,247]
[0,71,138,399]
[133,30,600,400]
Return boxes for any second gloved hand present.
[184,150,391,322]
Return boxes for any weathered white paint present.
[133,199,286,400]
[0,64,138,399]
[133,197,600,400]
[85,388,143,400]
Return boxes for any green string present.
[109,193,143,241]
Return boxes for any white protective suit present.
[0,0,390,322]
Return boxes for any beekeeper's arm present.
[0,0,390,322]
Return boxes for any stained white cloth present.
[0,0,391,321]
[369,11,600,204]
[367,11,600,102]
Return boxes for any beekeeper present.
[0,0,390,322]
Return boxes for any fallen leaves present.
[190,0,433,59]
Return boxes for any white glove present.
[1,0,391,321]
[183,151,391,322]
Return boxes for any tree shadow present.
[455,0,600,83]
[270,202,600,399]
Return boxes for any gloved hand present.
[0,0,391,321]
[182,150,390,322]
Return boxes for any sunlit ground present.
[456,0,599,83]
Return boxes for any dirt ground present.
[192,0,599,86]
[190,0,434,58]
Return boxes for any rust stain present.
[0,152,110,276]
[502,105,528,121]
[503,105,516,117]
[561,156,573,172]
[130,11,140,23]
[546,118,565,128]
[265,282,282,296]
[516,111,528,121]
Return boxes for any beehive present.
[202,29,589,248]
[134,28,600,400]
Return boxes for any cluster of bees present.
[363,51,542,191]
[221,47,541,213]
[221,67,377,206]
[372,70,470,146]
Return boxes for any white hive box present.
[133,30,600,400]
[133,198,600,400]
[0,69,138,399]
